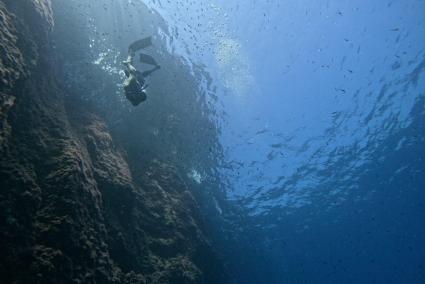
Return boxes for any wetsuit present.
[123,54,147,106]
[122,37,160,106]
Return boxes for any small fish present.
[335,88,346,94]
[270,143,284,148]
[256,129,268,135]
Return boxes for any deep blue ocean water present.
[152,1,425,282]
[67,0,425,282]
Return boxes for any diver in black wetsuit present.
[123,37,160,106]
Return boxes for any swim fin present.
[128,37,152,53]
[139,53,159,66]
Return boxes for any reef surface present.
[0,1,225,283]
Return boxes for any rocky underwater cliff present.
[0,0,227,283]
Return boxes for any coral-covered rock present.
[0,1,225,283]
[0,0,53,147]
[0,2,26,92]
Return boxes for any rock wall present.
[0,0,225,283]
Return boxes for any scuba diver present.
[123,37,160,106]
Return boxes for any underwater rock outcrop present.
[0,0,225,283]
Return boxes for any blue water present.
[154,1,425,282]
[69,0,425,282]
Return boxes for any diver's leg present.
[123,49,135,66]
